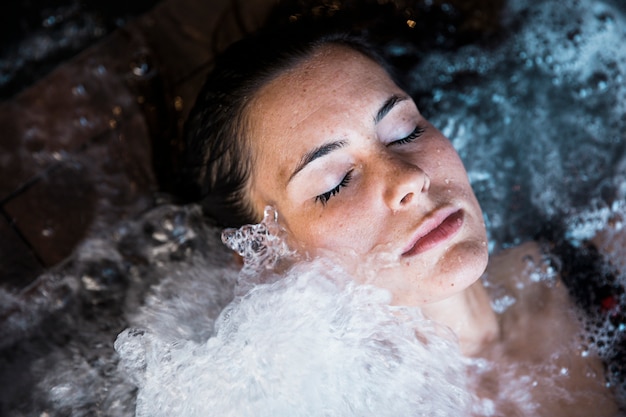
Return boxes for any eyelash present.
[390,125,426,146]
[315,170,353,205]
[313,125,424,205]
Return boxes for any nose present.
[382,157,430,211]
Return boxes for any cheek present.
[422,133,465,169]
[286,204,379,255]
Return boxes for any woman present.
[180,8,620,416]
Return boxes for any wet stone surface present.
[0,0,272,290]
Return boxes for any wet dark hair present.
[180,16,399,228]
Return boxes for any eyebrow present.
[374,95,408,124]
[289,140,347,181]
[288,94,409,182]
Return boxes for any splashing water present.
[221,206,297,292]
[3,0,626,415]
[408,0,626,248]
[116,209,478,417]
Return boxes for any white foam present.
[116,258,476,417]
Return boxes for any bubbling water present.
[407,0,626,248]
[3,0,626,414]
[116,208,480,417]
[221,207,297,293]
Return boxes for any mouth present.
[401,208,464,257]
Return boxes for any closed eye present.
[315,170,353,205]
[389,125,426,146]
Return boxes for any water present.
[118,217,475,416]
[0,0,161,99]
[2,0,626,415]
[406,0,626,249]
[0,205,238,415]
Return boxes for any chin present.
[416,239,489,305]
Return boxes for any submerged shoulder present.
[484,239,570,325]
[484,240,546,287]
[481,240,620,416]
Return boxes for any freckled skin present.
[248,45,489,307]
[241,44,619,414]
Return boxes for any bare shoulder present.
[483,239,572,342]
[480,240,620,416]
[486,240,543,271]
[484,240,548,292]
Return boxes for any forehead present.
[248,45,402,176]
[251,45,397,123]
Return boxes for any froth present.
[115,209,479,416]
[116,258,476,417]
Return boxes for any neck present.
[421,281,499,356]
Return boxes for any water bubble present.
[51,151,65,161]
[567,28,582,43]
[72,84,86,96]
[222,206,295,279]
[43,16,57,28]
[491,294,516,313]
[440,3,453,14]
[116,257,472,417]
[130,52,154,78]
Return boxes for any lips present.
[401,208,464,257]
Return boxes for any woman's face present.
[247,45,488,306]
